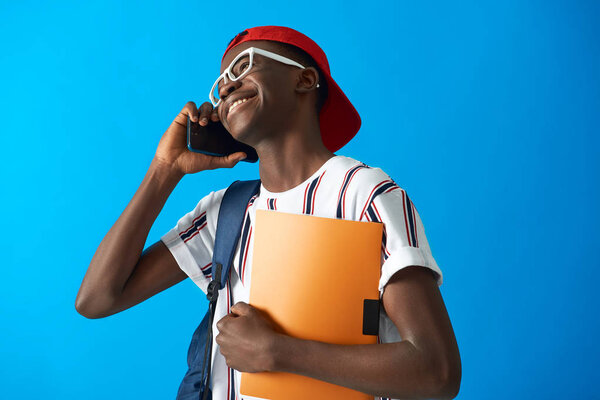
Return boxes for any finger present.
[183,101,198,123]
[208,152,247,170]
[230,301,252,315]
[210,103,220,122]
[216,315,229,331]
[173,101,198,127]
[198,102,214,126]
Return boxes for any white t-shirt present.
[161,155,442,400]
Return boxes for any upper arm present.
[381,266,461,394]
[102,240,188,317]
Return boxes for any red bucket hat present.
[222,25,361,153]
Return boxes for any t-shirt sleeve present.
[160,188,226,294]
[365,188,443,294]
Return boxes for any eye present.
[232,55,251,77]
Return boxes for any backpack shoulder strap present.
[200,179,261,399]
[210,179,261,290]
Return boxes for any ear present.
[295,67,320,93]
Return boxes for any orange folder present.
[240,210,383,400]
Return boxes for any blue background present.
[1,1,598,398]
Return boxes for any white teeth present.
[229,97,249,113]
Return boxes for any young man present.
[76,26,461,399]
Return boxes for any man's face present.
[217,40,300,145]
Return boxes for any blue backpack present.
[176,179,261,400]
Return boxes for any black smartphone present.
[186,115,258,163]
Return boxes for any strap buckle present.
[206,262,223,303]
[206,280,219,302]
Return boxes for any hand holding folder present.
[241,210,383,400]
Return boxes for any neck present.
[255,109,334,193]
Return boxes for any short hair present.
[269,42,329,115]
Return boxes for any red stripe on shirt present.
[372,202,391,257]
[401,190,413,246]
[241,226,253,285]
[179,211,207,236]
[303,181,311,213]
[311,171,326,214]
[201,262,212,271]
[343,168,363,218]
[360,180,391,220]
[411,200,419,247]
[182,221,207,243]
[337,167,354,215]
[201,262,213,279]
[246,195,258,213]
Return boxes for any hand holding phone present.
[187,115,258,163]
[154,102,253,176]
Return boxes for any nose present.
[218,78,242,102]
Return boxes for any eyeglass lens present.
[212,54,252,102]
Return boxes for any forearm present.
[75,157,183,315]
[272,335,454,399]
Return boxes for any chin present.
[226,114,262,147]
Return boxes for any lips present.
[226,94,257,120]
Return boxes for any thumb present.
[220,152,247,168]
[230,301,252,316]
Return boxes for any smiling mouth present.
[228,95,257,118]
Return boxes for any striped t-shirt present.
[161,154,442,400]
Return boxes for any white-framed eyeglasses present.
[209,46,320,108]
